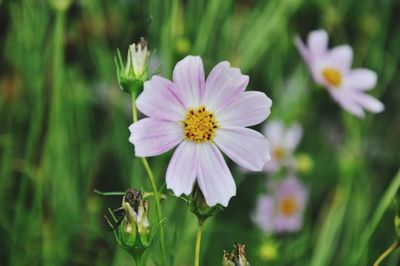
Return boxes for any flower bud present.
[222,244,250,266]
[115,38,150,95]
[190,185,221,223]
[106,189,153,257]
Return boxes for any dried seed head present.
[105,188,153,258]
[222,243,250,266]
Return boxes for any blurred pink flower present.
[295,29,384,117]
[129,55,272,207]
[263,121,302,173]
[253,176,308,233]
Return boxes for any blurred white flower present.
[263,120,302,173]
[295,29,384,117]
[253,176,308,233]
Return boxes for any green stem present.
[373,240,400,266]
[94,190,125,196]
[130,92,167,266]
[194,220,204,266]
[134,254,143,266]
[352,168,400,263]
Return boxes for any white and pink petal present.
[274,215,302,233]
[215,126,270,171]
[325,45,353,73]
[344,69,377,91]
[216,91,272,127]
[203,62,249,112]
[252,196,275,233]
[197,142,236,207]
[352,92,384,113]
[263,159,280,173]
[166,141,198,196]
[136,76,186,121]
[307,29,329,57]
[294,36,311,65]
[129,118,183,157]
[284,123,303,151]
[197,143,236,207]
[172,55,205,108]
[329,89,365,117]
[307,45,352,87]
[263,121,285,147]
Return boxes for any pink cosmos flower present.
[263,121,302,173]
[295,29,384,117]
[129,56,272,207]
[253,176,308,233]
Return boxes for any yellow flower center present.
[279,196,298,217]
[182,105,219,143]
[272,147,285,161]
[322,68,342,87]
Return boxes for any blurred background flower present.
[253,176,308,233]
[263,120,303,174]
[295,29,384,117]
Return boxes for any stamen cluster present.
[182,105,219,143]
[322,68,342,87]
[279,196,298,217]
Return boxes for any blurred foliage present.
[1,0,400,265]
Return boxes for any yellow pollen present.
[322,68,342,87]
[182,105,219,143]
[279,196,298,217]
[273,147,285,161]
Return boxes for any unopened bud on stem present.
[190,185,221,223]
[115,38,150,95]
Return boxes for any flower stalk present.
[373,240,400,266]
[190,186,219,266]
[130,91,167,266]
[116,41,167,265]
[372,204,400,266]
[194,219,204,266]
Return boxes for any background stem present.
[373,241,400,266]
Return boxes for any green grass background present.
[1,0,400,265]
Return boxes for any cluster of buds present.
[222,244,250,266]
[104,189,153,257]
[115,38,150,95]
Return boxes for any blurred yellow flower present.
[295,153,314,174]
[259,241,279,262]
